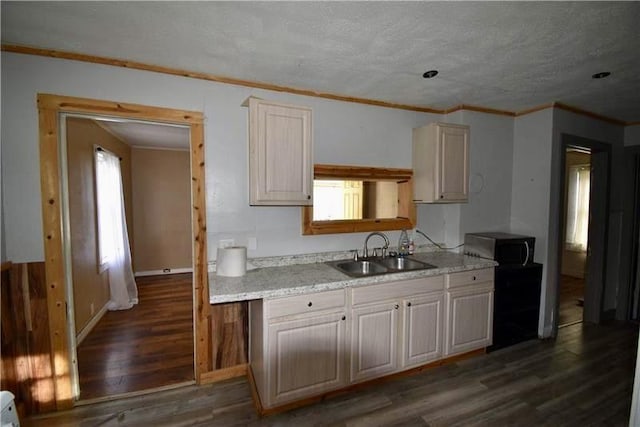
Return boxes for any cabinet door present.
[249,98,313,205]
[401,293,443,368]
[445,284,493,356]
[351,302,399,383]
[438,124,469,201]
[267,312,346,406]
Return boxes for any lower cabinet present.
[267,312,347,405]
[445,269,494,356]
[250,268,492,410]
[401,293,444,368]
[249,289,348,409]
[350,301,399,383]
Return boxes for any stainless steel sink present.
[330,260,389,277]
[326,256,436,277]
[375,257,436,272]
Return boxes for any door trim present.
[555,134,611,333]
[37,94,209,409]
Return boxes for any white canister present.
[216,246,247,277]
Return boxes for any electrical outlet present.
[219,239,234,248]
[248,237,257,250]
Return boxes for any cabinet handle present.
[394,304,399,309]
[342,315,346,321]
[407,302,412,307]
[440,194,444,199]
[307,195,311,200]
[307,302,313,307]
[473,276,477,281]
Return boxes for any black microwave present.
[464,232,535,266]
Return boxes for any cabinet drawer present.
[446,268,494,289]
[266,289,346,319]
[352,275,444,306]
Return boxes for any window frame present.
[302,164,416,235]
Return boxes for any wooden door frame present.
[37,94,210,409]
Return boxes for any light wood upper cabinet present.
[413,122,469,203]
[247,97,313,205]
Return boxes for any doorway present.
[37,94,209,409]
[558,148,591,327]
[557,134,611,330]
[62,115,194,400]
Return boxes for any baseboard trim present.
[199,364,248,384]
[135,268,193,277]
[76,302,109,347]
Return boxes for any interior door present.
[583,149,609,323]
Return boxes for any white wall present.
[626,125,640,146]
[1,52,442,262]
[415,110,514,250]
[511,108,554,335]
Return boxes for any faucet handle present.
[352,249,359,261]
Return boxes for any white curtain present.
[95,148,138,310]
[565,164,590,252]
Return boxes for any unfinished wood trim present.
[38,104,74,410]
[6,45,636,124]
[552,102,627,126]
[5,44,441,114]
[515,103,554,117]
[37,93,203,124]
[189,120,211,382]
[314,164,413,181]
[444,104,516,117]
[37,93,209,408]
[303,165,416,235]
[252,347,486,416]
[199,364,248,384]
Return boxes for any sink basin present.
[375,257,436,272]
[330,260,389,277]
[326,256,436,277]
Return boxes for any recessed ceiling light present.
[592,71,611,79]
[423,70,438,79]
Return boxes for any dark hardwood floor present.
[76,273,194,400]
[558,275,584,327]
[29,321,638,426]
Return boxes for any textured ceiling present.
[3,2,640,122]
[97,120,190,150]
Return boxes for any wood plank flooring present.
[76,274,194,400]
[559,275,585,327]
[28,320,638,426]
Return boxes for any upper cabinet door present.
[413,122,469,203]
[248,97,313,205]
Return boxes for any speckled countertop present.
[209,250,497,304]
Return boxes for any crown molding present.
[2,44,635,126]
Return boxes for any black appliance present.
[464,232,542,352]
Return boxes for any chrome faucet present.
[363,232,390,259]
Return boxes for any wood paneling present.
[1,262,56,416]
[210,302,248,369]
[37,94,210,411]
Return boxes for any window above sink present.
[302,164,416,235]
